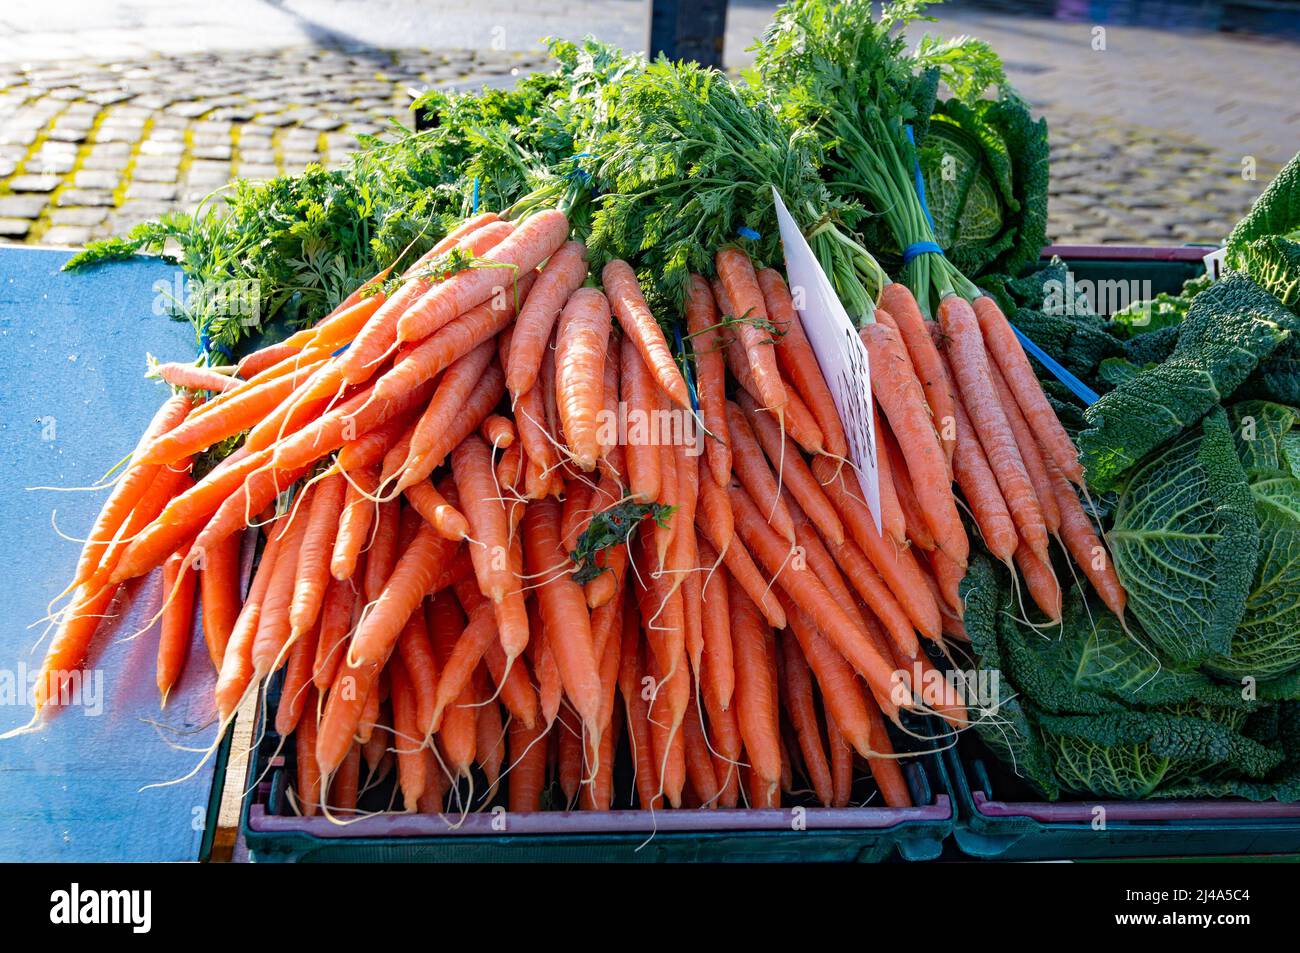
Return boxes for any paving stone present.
[125,180,178,201]
[41,224,93,246]
[56,188,116,207]
[72,169,121,190]
[0,194,47,218]
[50,205,109,227]
[0,217,32,238]
[7,174,61,193]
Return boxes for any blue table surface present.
[0,248,227,862]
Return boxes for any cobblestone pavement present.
[0,1,1297,249]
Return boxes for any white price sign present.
[771,187,881,533]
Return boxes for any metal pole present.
[647,0,729,68]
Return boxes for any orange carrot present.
[602,259,690,408]
[825,709,853,808]
[403,480,469,541]
[757,267,848,457]
[725,400,796,543]
[873,405,908,546]
[881,420,936,550]
[506,240,589,397]
[330,463,380,580]
[199,529,241,668]
[861,320,967,567]
[938,294,1048,563]
[738,390,844,545]
[948,396,1018,562]
[349,521,456,667]
[1014,540,1063,621]
[779,630,833,807]
[480,414,515,450]
[507,719,549,813]
[396,209,568,345]
[987,354,1061,535]
[295,685,322,815]
[685,274,732,486]
[274,617,319,735]
[728,576,782,804]
[155,362,237,393]
[1048,458,1127,618]
[156,543,198,704]
[554,287,612,471]
[312,574,357,692]
[619,332,661,502]
[879,282,957,466]
[214,521,286,720]
[388,655,427,811]
[289,471,346,637]
[523,497,602,735]
[972,294,1084,485]
[715,246,785,411]
[397,362,506,491]
[250,494,314,676]
[361,499,400,603]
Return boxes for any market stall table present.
[0,248,230,862]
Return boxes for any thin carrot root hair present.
[139,668,262,793]
[114,562,194,644]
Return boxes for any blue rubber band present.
[674,323,701,416]
[1009,321,1100,405]
[736,226,761,241]
[902,240,944,265]
[904,125,936,232]
[471,176,480,214]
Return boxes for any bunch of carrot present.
[25,203,1122,817]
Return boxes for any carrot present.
[727,576,782,805]
[399,337,496,474]
[1048,458,1127,618]
[1014,540,1063,621]
[315,651,382,776]
[757,267,849,458]
[154,362,237,393]
[654,428,678,569]
[403,480,469,541]
[361,499,400,604]
[275,617,319,735]
[288,471,346,637]
[880,420,936,550]
[312,574,357,692]
[714,522,785,630]
[938,294,1048,563]
[778,631,833,807]
[862,700,912,808]
[327,742,362,814]
[349,521,456,667]
[250,495,314,676]
[555,287,613,471]
[645,646,687,807]
[396,209,568,345]
[199,529,241,668]
[156,543,198,704]
[530,600,563,730]
[715,247,786,411]
[825,709,853,808]
[695,467,734,555]
[336,406,422,474]
[618,604,662,809]
[861,320,967,567]
[694,534,735,710]
[927,548,966,618]
[495,441,524,494]
[608,333,662,505]
[738,391,844,545]
[728,482,905,708]
[451,435,515,601]
[476,693,506,795]
[972,294,1084,485]
[523,497,602,736]
[582,712,619,811]
[948,395,1018,562]
[879,282,957,466]
[340,218,515,384]
[481,414,515,450]
[725,400,795,542]
[507,719,549,813]
[697,632,742,808]
[811,453,943,642]
[395,600,439,738]
[330,464,379,580]
[404,361,509,493]
[71,393,191,589]
[778,593,880,761]
[388,655,426,811]
[602,259,690,408]
[685,274,732,486]
[681,687,720,807]
[89,459,195,590]
[506,240,589,396]
[213,521,285,720]
[873,405,908,546]
[482,639,540,731]
[987,354,1061,535]
[294,687,323,816]
[720,327,825,454]
[235,342,300,380]
[140,364,315,465]
[556,706,583,806]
